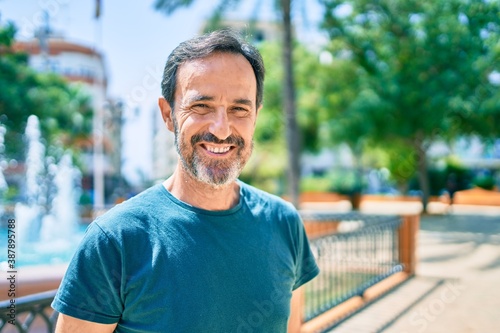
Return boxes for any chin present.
[196,168,241,189]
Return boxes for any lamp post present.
[93,2,105,213]
[93,102,105,212]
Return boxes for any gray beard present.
[173,125,251,188]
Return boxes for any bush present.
[410,158,472,197]
[473,175,496,190]
[300,176,332,193]
[300,169,364,194]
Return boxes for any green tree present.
[153,0,304,207]
[242,41,340,194]
[320,0,500,208]
[0,22,93,161]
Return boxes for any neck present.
[163,164,240,211]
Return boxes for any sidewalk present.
[327,214,500,333]
[385,214,500,333]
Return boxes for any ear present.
[254,104,263,125]
[158,97,174,132]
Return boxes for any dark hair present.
[161,29,265,109]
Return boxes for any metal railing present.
[300,212,403,322]
[0,290,57,333]
[0,213,406,333]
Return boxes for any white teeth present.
[207,146,230,154]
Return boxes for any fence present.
[0,290,57,333]
[291,212,419,333]
[0,213,418,333]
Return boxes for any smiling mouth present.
[201,144,234,155]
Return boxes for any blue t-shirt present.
[52,182,319,332]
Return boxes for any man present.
[52,29,319,332]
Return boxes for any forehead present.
[178,52,253,76]
[175,52,257,103]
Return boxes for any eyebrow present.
[189,95,214,103]
[234,98,254,107]
[188,95,254,107]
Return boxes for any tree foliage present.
[241,40,373,194]
[243,41,333,193]
[0,22,94,161]
[319,0,500,203]
[154,0,304,205]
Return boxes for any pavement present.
[327,214,500,333]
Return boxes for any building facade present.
[14,32,123,206]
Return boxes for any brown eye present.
[192,104,211,114]
[231,107,250,116]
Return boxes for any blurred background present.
[0,0,499,215]
[0,1,499,332]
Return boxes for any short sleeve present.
[292,214,319,290]
[51,222,123,324]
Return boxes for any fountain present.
[1,115,84,268]
[15,115,46,243]
[40,154,81,243]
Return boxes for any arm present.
[55,313,118,333]
[288,287,304,333]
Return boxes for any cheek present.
[177,117,204,137]
[242,124,257,144]
[234,117,257,135]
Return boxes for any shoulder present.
[239,181,300,221]
[93,184,167,233]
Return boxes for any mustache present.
[191,132,245,147]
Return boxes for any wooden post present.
[398,214,420,276]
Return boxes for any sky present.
[0,0,325,185]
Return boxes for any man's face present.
[166,52,260,187]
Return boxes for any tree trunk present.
[351,143,363,210]
[415,136,430,213]
[280,0,301,208]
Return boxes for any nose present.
[208,108,232,140]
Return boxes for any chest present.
[119,217,296,332]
